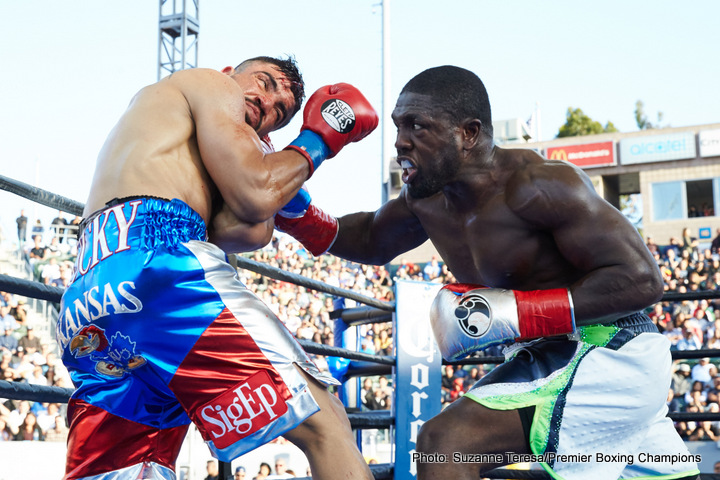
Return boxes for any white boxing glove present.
[429,283,576,361]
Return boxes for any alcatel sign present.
[619,132,696,165]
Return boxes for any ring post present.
[393,280,442,480]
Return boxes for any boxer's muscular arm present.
[208,202,275,253]
[330,191,429,265]
[181,69,310,224]
[508,160,663,324]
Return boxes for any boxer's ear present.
[461,119,482,150]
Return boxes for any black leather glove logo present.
[454,293,491,338]
[321,99,356,133]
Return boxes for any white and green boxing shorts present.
[465,313,700,480]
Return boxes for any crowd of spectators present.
[0,290,73,442]
[646,227,720,441]
[2,220,720,445]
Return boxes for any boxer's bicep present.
[332,197,427,265]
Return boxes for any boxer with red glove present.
[430,283,576,361]
[285,83,378,176]
[274,187,337,257]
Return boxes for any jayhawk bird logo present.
[69,325,146,377]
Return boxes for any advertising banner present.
[699,129,720,158]
[546,141,615,168]
[394,280,443,480]
[619,132,696,164]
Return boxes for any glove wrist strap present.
[284,130,331,176]
[516,288,576,339]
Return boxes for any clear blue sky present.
[1,0,719,244]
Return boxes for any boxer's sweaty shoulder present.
[411,150,580,289]
[85,70,218,223]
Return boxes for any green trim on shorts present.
[537,455,700,480]
[578,323,620,347]
[465,341,593,455]
[464,324,622,456]
[626,470,701,480]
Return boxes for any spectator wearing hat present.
[234,466,247,480]
[18,325,42,358]
[691,357,714,386]
[0,328,18,356]
[671,363,693,401]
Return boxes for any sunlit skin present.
[333,90,662,323]
[328,89,665,479]
[79,58,374,480]
[84,61,310,253]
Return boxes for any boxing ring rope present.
[2,174,720,479]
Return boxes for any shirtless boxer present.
[274,66,700,479]
[57,56,377,480]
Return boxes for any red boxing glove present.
[285,83,379,176]
[274,204,338,257]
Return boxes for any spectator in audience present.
[360,378,375,410]
[691,357,714,386]
[253,462,272,480]
[0,328,18,355]
[15,210,28,248]
[671,363,693,401]
[26,362,48,387]
[422,255,441,281]
[684,380,707,406]
[367,383,390,411]
[681,227,698,260]
[374,328,392,355]
[27,235,47,264]
[267,457,293,479]
[204,460,219,480]
[447,377,466,403]
[707,325,720,349]
[376,376,393,410]
[36,403,59,431]
[707,376,720,402]
[0,417,13,441]
[233,466,247,480]
[359,336,375,354]
[6,400,31,437]
[711,228,720,255]
[667,388,682,413]
[45,236,67,258]
[649,303,671,332]
[687,419,718,441]
[43,413,69,442]
[645,236,658,255]
[676,327,702,351]
[18,326,41,357]
[30,220,44,243]
[463,367,483,390]
[14,411,44,441]
[50,210,68,244]
[441,365,458,404]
